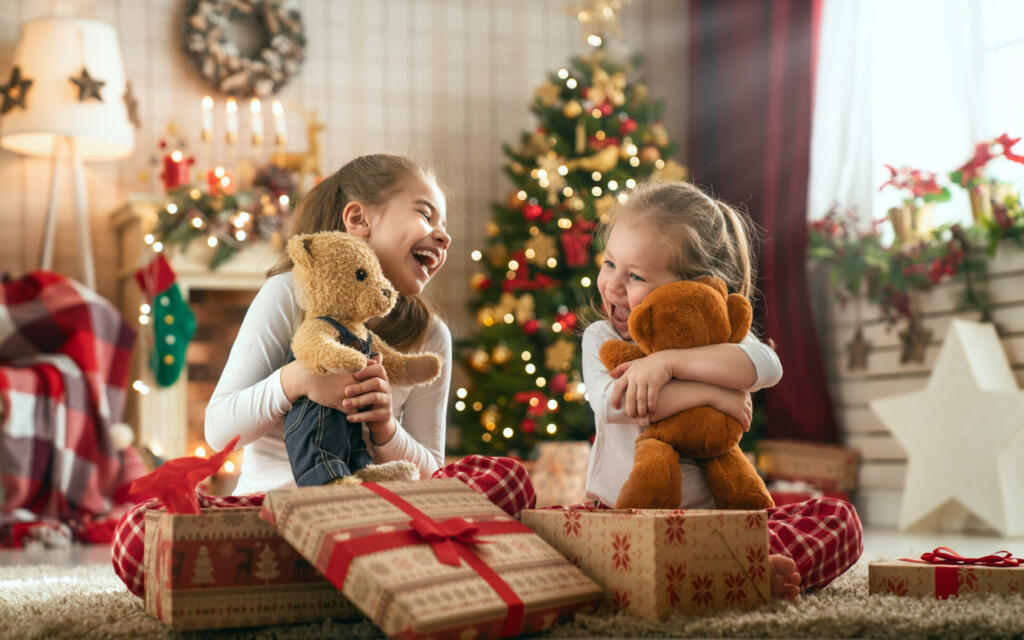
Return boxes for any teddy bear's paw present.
[328,475,363,486]
[353,460,420,483]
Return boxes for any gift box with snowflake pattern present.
[869,560,1024,599]
[520,508,771,621]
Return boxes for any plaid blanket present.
[0,270,136,519]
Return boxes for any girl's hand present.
[609,352,672,418]
[282,359,361,411]
[706,386,753,431]
[342,355,397,444]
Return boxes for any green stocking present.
[149,283,195,386]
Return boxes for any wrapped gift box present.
[261,478,603,639]
[531,441,591,507]
[756,439,859,492]
[869,560,1024,599]
[520,508,771,621]
[144,507,360,630]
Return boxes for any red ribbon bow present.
[408,516,488,566]
[902,546,1023,568]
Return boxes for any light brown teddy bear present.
[599,276,775,510]
[283,231,441,486]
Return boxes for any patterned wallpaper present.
[0,0,687,341]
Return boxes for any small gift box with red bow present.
[869,547,1024,599]
[520,507,771,621]
[260,478,604,639]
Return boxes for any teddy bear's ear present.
[287,234,316,269]
[726,293,752,343]
[695,275,728,301]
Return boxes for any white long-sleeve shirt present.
[581,320,783,509]
[205,272,451,495]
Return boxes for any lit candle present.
[225,97,238,143]
[250,98,264,146]
[272,100,286,146]
[201,95,214,142]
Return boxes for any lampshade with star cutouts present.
[1,17,136,291]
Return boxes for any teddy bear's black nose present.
[382,288,392,299]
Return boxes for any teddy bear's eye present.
[355,269,367,281]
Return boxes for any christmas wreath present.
[184,0,306,97]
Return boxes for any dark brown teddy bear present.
[600,276,774,510]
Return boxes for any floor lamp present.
[1,18,135,290]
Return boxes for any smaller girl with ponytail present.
[583,180,862,599]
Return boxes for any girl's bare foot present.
[769,554,801,599]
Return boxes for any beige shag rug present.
[2,556,1023,640]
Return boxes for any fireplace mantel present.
[111,194,284,458]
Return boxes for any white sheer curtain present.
[807,0,1024,228]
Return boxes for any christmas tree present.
[452,2,687,455]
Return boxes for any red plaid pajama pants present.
[111,455,859,597]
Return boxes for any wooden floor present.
[1,527,1019,569]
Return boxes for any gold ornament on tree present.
[486,221,501,237]
[523,131,551,157]
[649,123,669,147]
[567,145,620,174]
[563,100,583,119]
[525,233,559,266]
[536,151,568,205]
[639,146,661,164]
[593,194,616,221]
[545,339,577,372]
[480,405,499,430]
[587,68,626,107]
[534,81,561,107]
[487,243,509,267]
[470,349,491,372]
[492,344,513,365]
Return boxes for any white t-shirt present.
[581,320,783,509]
[204,272,452,495]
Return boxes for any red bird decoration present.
[128,435,241,514]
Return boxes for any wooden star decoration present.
[898,314,932,364]
[123,81,141,128]
[870,319,1024,535]
[70,67,105,102]
[535,151,567,205]
[0,65,33,114]
[845,325,872,371]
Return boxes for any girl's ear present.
[342,201,371,238]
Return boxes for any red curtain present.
[687,0,838,443]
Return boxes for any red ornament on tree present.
[523,318,540,335]
[555,309,578,332]
[600,100,614,116]
[589,135,621,151]
[503,251,558,292]
[550,372,568,394]
[521,418,537,434]
[514,390,549,417]
[619,118,638,136]
[561,228,593,267]
[523,203,544,221]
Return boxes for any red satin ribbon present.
[407,515,487,566]
[901,546,1023,568]
[324,482,529,638]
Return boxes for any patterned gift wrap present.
[520,508,771,621]
[869,561,1024,598]
[531,441,591,507]
[144,507,361,630]
[260,478,603,639]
